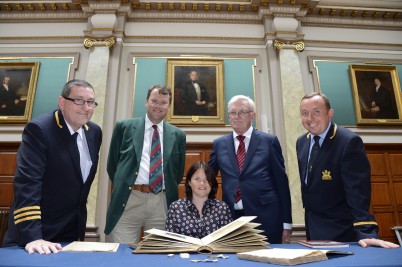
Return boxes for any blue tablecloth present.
[0,243,401,267]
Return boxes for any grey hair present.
[227,95,255,112]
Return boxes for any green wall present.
[315,61,402,126]
[132,58,256,125]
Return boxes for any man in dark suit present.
[0,75,21,116]
[209,95,292,244]
[105,84,186,244]
[296,92,399,248]
[180,70,210,116]
[3,79,102,254]
[370,78,397,119]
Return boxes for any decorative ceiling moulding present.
[124,35,264,45]
[301,17,402,31]
[303,39,402,49]
[0,0,401,31]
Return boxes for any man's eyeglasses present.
[63,97,98,108]
[150,99,169,108]
[228,110,253,118]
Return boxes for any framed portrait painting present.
[0,62,40,124]
[166,59,225,125]
[349,64,402,125]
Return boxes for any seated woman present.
[166,161,232,238]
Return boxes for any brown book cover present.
[298,240,349,248]
[237,248,354,266]
[132,216,268,254]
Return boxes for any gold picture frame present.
[349,64,402,125]
[166,59,225,125]
[0,62,40,124]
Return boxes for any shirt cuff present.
[283,223,292,230]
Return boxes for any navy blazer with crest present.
[209,128,292,244]
[296,122,379,242]
[3,109,102,247]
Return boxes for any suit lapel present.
[304,123,336,185]
[55,110,82,180]
[132,118,145,167]
[243,129,259,173]
[313,123,336,168]
[224,134,239,175]
[300,133,310,187]
[163,122,174,169]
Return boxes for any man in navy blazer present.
[3,80,102,254]
[209,95,292,244]
[296,92,398,248]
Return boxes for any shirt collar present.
[65,120,83,138]
[311,121,331,142]
[232,126,253,140]
[145,114,163,133]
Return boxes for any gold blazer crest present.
[322,170,332,181]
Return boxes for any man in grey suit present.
[105,84,186,244]
[209,95,292,244]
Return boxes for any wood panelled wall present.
[0,142,401,243]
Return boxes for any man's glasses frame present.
[63,96,98,108]
[228,110,253,118]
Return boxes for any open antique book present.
[237,248,354,266]
[133,216,268,254]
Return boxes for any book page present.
[201,216,256,245]
[62,241,119,252]
[144,228,203,245]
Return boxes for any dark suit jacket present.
[209,129,292,244]
[104,117,186,235]
[0,85,19,116]
[3,110,102,247]
[370,86,397,119]
[296,123,379,242]
[180,80,210,115]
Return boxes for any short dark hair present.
[185,161,218,201]
[301,92,331,110]
[61,79,94,98]
[146,84,172,105]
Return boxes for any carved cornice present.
[0,1,401,30]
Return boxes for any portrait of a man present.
[0,62,40,123]
[354,71,399,120]
[173,66,217,117]
[0,74,27,116]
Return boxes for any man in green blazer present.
[104,84,186,243]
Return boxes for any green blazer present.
[104,117,186,235]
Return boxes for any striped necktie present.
[149,125,163,193]
[235,135,246,202]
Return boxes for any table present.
[0,243,401,267]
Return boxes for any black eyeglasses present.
[63,97,98,108]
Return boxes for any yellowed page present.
[62,241,119,252]
[201,216,256,245]
[144,228,203,245]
